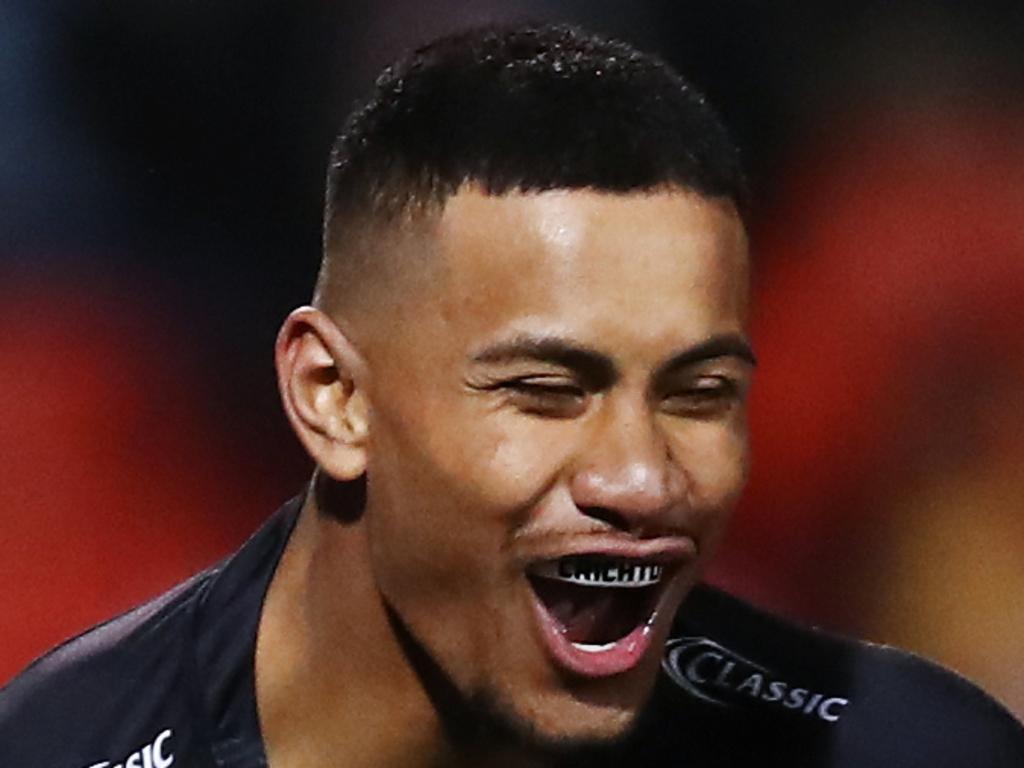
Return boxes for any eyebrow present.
[470,331,757,383]
[470,335,617,386]
[655,333,758,376]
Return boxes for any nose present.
[569,395,683,533]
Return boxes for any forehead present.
[430,188,750,356]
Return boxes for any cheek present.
[672,418,750,514]
[364,408,574,586]
[670,423,747,568]
[474,420,578,511]
[390,403,575,517]
[362,417,571,686]
[363,464,504,649]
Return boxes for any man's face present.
[358,187,752,747]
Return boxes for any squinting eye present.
[662,377,741,417]
[503,379,587,418]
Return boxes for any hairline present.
[315,182,746,322]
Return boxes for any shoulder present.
[0,497,301,768]
[0,569,217,767]
[641,584,1024,767]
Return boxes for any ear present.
[275,306,370,481]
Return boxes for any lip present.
[519,534,697,566]
[526,539,695,678]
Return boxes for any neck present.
[255,487,550,768]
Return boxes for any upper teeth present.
[531,556,663,588]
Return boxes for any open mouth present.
[527,554,671,677]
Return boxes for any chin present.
[476,701,636,757]
[482,664,658,754]
[528,698,639,746]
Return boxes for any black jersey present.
[2,497,1022,767]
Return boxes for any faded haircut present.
[318,23,746,305]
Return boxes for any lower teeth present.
[573,641,617,652]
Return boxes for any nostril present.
[579,506,631,531]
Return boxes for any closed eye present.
[661,376,743,418]
[500,377,588,418]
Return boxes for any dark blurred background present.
[3,0,1023,716]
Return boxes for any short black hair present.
[324,22,747,246]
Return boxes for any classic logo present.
[84,728,174,768]
[662,637,849,723]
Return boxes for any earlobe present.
[275,306,370,481]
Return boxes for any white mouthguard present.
[530,556,663,588]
